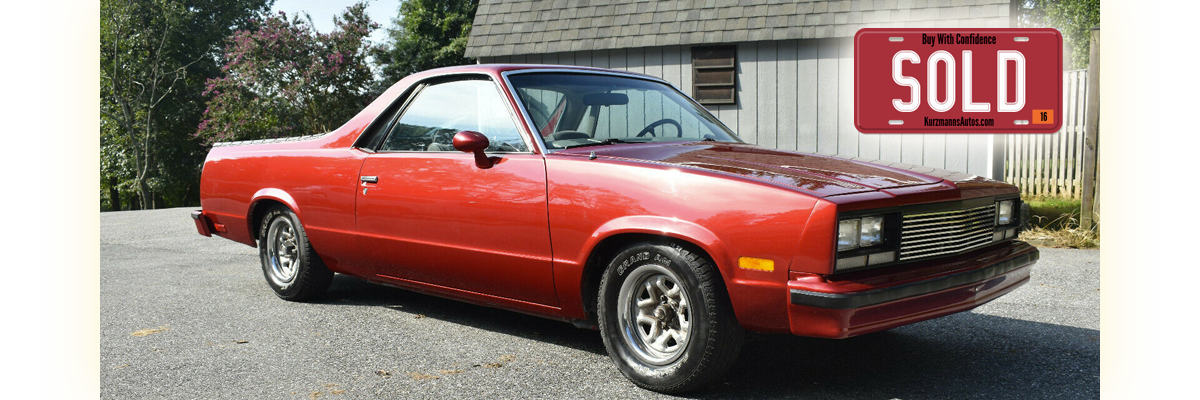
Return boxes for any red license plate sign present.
[855,28,1063,134]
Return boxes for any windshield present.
[507,72,742,150]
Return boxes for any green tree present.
[374,0,478,85]
[1019,0,1100,70]
[196,2,380,143]
[101,0,271,210]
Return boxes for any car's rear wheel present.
[258,206,332,301]
[597,242,743,393]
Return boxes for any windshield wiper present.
[563,138,629,149]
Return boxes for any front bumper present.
[786,241,1038,338]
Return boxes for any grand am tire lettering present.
[617,251,651,275]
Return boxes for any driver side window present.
[379,79,528,152]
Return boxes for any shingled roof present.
[465,0,1014,58]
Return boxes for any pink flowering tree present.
[197,2,379,143]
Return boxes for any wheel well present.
[249,199,289,242]
[579,233,725,326]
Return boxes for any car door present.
[355,77,557,306]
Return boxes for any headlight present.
[859,216,883,247]
[837,219,860,251]
[838,216,884,251]
[996,200,1014,225]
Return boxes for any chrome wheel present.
[617,264,692,365]
[265,217,299,287]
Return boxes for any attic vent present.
[691,46,737,106]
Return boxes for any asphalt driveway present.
[101,208,1099,399]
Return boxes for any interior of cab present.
[508,72,740,150]
[374,78,530,153]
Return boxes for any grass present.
[1018,196,1099,248]
[1024,196,1082,230]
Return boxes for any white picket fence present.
[1004,70,1089,198]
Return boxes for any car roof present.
[406,63,663,82]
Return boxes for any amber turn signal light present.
[738,257,774,272]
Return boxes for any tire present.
[257,206,332,301]
[597,242,744,393]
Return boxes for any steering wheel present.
[524,101,551,134]
[635,118,682,137]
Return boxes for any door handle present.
[360,176,378,184]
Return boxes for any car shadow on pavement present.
[319,274,1098,399]
[696,314,1100,399]
[319,274,609,357]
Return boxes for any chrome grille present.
[899,204,996,261]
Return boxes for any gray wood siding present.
[484,40,1003,179]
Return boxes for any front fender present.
[566,215,796,332]
[580,215,731,277]
[545,155,817,331]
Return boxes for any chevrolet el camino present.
[193,64,1038,393]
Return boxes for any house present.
[465,0,1018,179]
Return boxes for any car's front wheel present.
[597,242,743,393]
[257,206,332,301]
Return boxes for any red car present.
[193,64,1037,393]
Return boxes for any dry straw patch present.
[130,325,170,337]
[1019,212,1099,248]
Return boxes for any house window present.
[691,46,737,105]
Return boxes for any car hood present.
[563,142,997,198]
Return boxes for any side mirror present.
[452,131,495,169]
